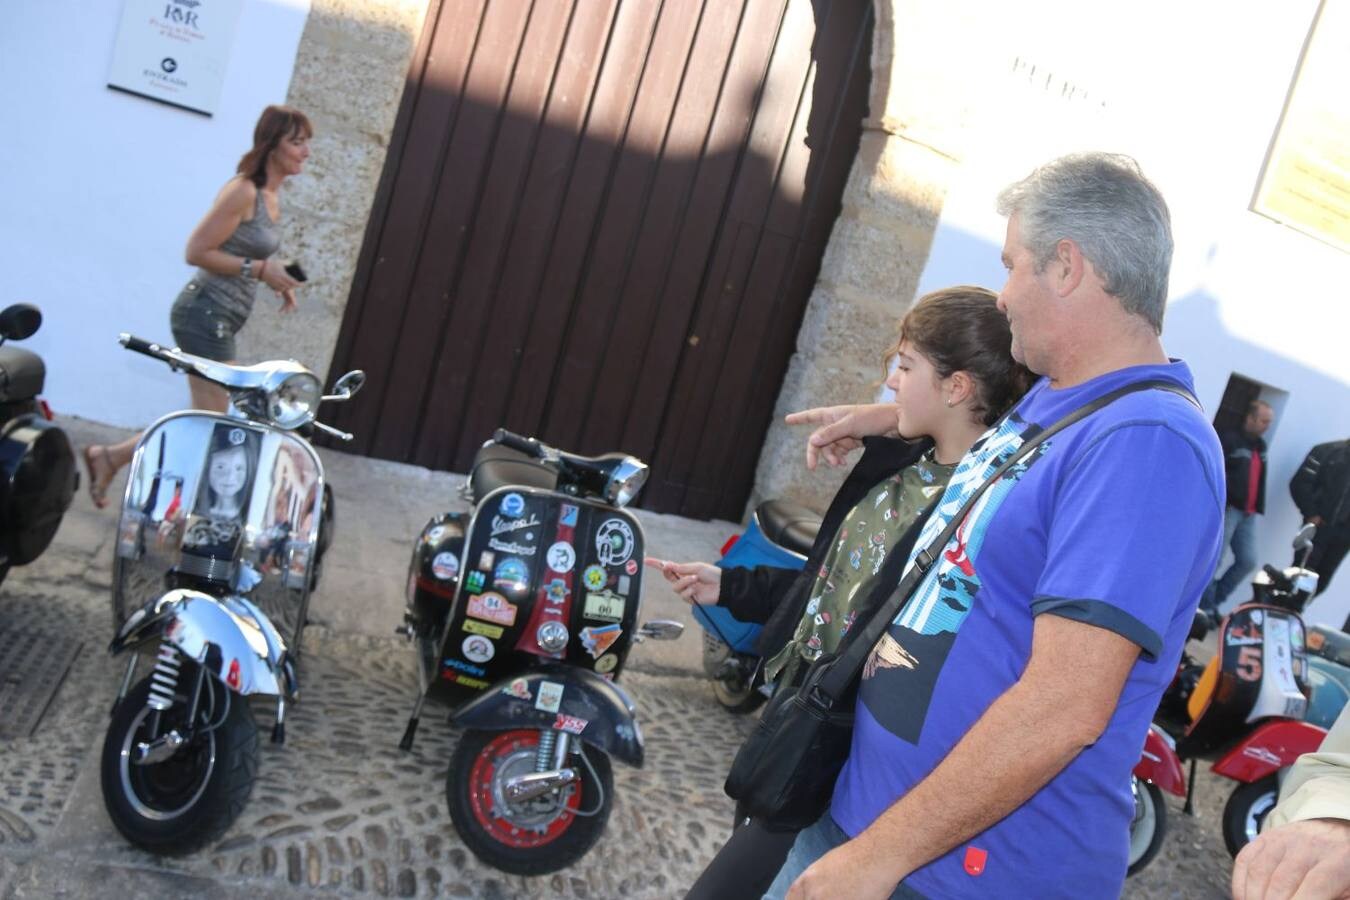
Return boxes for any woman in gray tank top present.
[83,105,314,508]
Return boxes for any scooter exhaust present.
[503,768,579,803]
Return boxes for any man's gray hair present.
[996,153,1172,333]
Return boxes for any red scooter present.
[1128,525,1328,874]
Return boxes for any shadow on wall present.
[318,0,889,522]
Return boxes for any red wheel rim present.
[466,730,582,849]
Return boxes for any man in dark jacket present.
[1201,400,1274,615]
[1290,438,1350,628]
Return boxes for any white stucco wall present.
[907,1,1350,628]
[0,0,309,426]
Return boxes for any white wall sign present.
[107,0,244,116]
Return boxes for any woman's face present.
[270,130,311,177]
[208,445,249,500]
[884,341,955,440]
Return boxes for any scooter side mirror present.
[0,303,42,341]
[636,619,684,642]
[1293,523,1317,552]
[324,370,366,401]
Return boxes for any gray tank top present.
[190,186,281,319]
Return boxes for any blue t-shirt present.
[830,361,1224,899]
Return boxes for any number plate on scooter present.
[583,591,625,622]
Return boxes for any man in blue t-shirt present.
[769,153,1225,899]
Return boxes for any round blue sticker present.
[499,492,526,517]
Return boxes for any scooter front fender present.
[453,668,643,767]
[1211,720,1328,783]
[111,588,286,697]
[1134,725,1186,797]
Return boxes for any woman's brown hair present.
[236,105,313,188]
[882,285,1035,426]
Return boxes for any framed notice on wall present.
[1251,0,1350,254]
[107,0,245,116]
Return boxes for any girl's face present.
[208,445,249,500]
[884,341,957,440]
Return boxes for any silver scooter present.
[100,333,364,855]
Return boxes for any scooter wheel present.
[1126,776,1167,875]
[1222,775,1280,857]
[447,728,612,875]
[100,671,258,855]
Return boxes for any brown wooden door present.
[328,0,872,520]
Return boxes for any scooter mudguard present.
[1211,720,1328,783]
[111,588,287,698]
[452,668,644,768]
[697,513,807,654]
[1133,725,1186,797]
[407,512,471,628]
[1304,654,1350,731]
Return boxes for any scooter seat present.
[1309,624,1350,669]
[468,442,631,502]
[469,444,557,500]
[755,500,822,558]
[0,346,44,402]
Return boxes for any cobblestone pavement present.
[1,427,1244,898]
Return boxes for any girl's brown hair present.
[882,285,1035,426]
[236,105,313,187]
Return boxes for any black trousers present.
[1299,524,1350,630]
[684,814,799,900]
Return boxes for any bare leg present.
[84,367,233,507]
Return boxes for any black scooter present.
[398,429,683,875]
[0,303,77,587]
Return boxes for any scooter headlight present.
[267,372,322,430]
[605,457,649,508]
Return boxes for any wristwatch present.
[241,258,254,278]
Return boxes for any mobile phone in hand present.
[283,260,308,283]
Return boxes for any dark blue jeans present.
[1202,508,1258,612]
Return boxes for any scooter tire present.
[447,728,613,875]
[100,672,258,855]
[1126,776,1167,876]
[1221,774,1280,857]
[712,675,768,714]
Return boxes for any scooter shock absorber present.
[147,644,181,711]
[535,729,558,772]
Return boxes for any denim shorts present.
[170,284,246,362]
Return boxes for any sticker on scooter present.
[583,565,607,591]
[462,634,495,663]
[478,551,495,570]
[426,525,447,544]
[444,657,487,677]
[624,558,638,576]
[594,653,618,674]
[492,557,530,594]
[580,624,622,658]
[535,681,564,713]
[617,575,631,595]
[560,504,579,527]
[431,551,459,580]
[228,428,247,446]
[583,590,625,623]
[466,591,518,627]
[596,519,635,566]
[547,541,576,574]
[554,714,588,735]
[464,571,486,594]
[490,511,540,536]
[489,537,536,556]
[503,678,531,701]
[545,578,571,605]
[463,619,503,639]
[499,492,526,517]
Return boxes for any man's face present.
[997,214,1057,375]
[1244,406,1274,438]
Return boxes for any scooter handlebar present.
[119,333,169,360]
[492,428,544,458]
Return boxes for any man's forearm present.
[849,677,1099,883]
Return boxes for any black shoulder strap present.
[814,379,1197,702]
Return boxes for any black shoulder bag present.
[723,380,1196,830]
